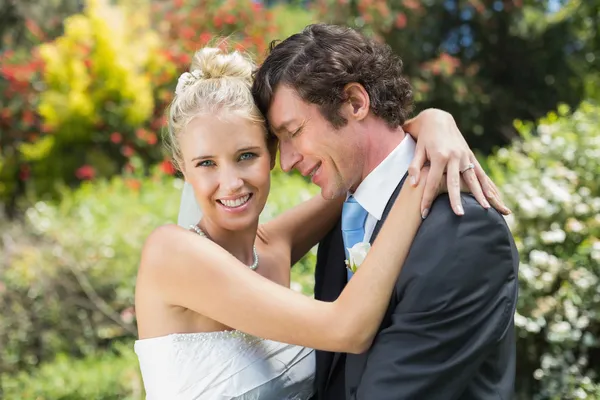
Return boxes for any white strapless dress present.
[134,330,315,399]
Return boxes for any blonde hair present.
[165,47,266,171]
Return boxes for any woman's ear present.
[179,162,188,182]
[342,82,370,122]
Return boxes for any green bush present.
[488,101,600,399]
[1,343,143,400]
[0,167,317,378]
[0,170,179,375]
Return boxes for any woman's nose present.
[220,165,244,193]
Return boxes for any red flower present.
[395,12,407,29]
[200,32,212,44]
[181,26,195,40]
[160,160,177,175]
[125,178,141,191]
[19,165,31,181]
[0,108,10,121]
[402,0,422,11]
[213,16,223,28]
[146,132,158,145]
[179,53,191,65]
[22,110,35,125]
[76,165,96,180]
[224,14,236,25]
[122,145,135,157]
[110,132,122,144]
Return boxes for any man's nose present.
[279,140,302,173]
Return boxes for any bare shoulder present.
[136,224,198,336]
[137,223,213,284]
[137,224,214,304]
[141,224,189,266]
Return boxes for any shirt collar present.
[351,135,416,220]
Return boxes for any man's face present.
[267,85,366,200]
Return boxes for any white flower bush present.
[488,102,600,399]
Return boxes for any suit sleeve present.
[352,195,518,400]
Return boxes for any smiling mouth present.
[309,163,321,177]
[217,194,252,208]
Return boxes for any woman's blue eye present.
[239,152,257,161]
[197,160,215,167]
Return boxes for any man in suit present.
[252,23,519,400]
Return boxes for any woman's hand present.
[403,108,510,218]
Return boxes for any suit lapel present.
[344,173,408,391]
[313,219,347,395]
[323,223,348,391]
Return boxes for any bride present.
[134,46,505,399]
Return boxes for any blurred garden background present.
[0,0,598,398]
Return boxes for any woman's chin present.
[215,209,261,232]
[220,217,259,233]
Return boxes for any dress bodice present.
[134,330,315,399]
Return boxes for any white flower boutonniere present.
[345,242,371,273]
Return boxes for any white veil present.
[177,181,203,227]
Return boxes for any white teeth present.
[309,165,320,177]
[220,194,250,208]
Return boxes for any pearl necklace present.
[189,224,259,271]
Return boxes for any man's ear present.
[342,82,370,122]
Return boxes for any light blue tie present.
[342,196,368,281]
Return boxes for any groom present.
[252,24,519,399]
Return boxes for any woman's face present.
[179,113,272,232]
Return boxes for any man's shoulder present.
[419,193,510,237]
[393,194,518,308]
[395,193,516,277]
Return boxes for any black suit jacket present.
[313,178,519,400]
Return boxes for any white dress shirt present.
[351,135,416,242]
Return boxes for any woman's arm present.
[259,109,503,267]
[259,108,509,270]
[258,194,343,266]
[139,170,426,354]
[403,108,510,217]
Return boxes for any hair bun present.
[190,47,254,83]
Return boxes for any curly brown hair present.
[252,23,413,130]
